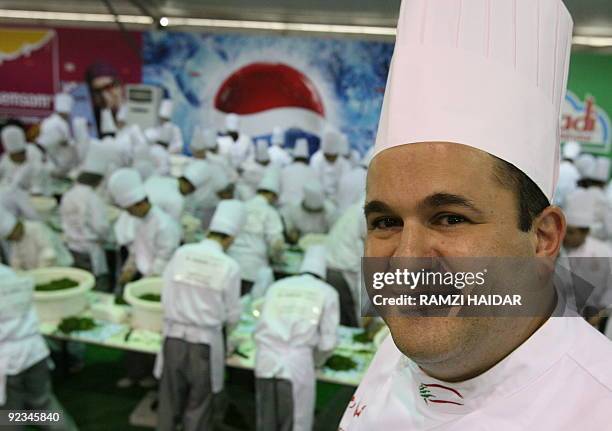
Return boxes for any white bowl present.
[30,196,57,216]
[27,267,95,323]
[124,278,163,332]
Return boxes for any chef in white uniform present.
[228,168,284,295]
[339,1,612,429]
[150,99,183,154]
[254,245,339,431]
[238,139,273,200]
[217,113,254,170]
[268,126,292,168]
[60,143,112,283]
[281,182,335,243]
[554,141,581,207]
[37,93,78,178]
[310,128,350,201]
[0,265,77,430]
[107,168,181,284]
[0,206,73,271]
[156,199,245,431]
[335,151,371,216]
[72,116,91,164]
[145,125,172,176]
[279,139,318,207]
[581,156,611,241]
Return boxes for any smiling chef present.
[339,0,612,430]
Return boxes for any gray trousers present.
[326,269,359,327]
[255,378,294,431]
[3,359,77,431]
[157,338,213,431]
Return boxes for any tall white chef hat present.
[190,126,206,152]
[258,167,281,195]
[0,206,17,238]
[1,125,26,154]
[255,139,270,163]
[321,128,342,155]
[72,117,89,143]
[374,0,573,201]
[183,160,210,189]
[108,168,147,208]
[54,93,73,114]
[271,127,284,146]
[562,141,581,161]
[117,105,129,123]
[293,138,310,159]
[37,122,66,149]
[303,182,325,211]
[159,99,173,120]
[226,113,240,132]
[300,244,327,279]
[564,188,596,228]
[209,199,246,237]
[82,142,110,176]
[575,153,596,179]
[100,109,117,135]
[591,157,610,182]
[203,129,218,150]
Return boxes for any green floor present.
[51,344,353,430]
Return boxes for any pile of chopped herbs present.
[139,293,162,302]
[352,331,372,344]
[58,317,97,334]
[35,278,79,292]
[325,354,357,371]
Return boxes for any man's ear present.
[532,206,566,258]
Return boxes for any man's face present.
[178,178,195,196]
[9,151,26,164]
[563,226,589,249]
[126,200,150,218]
[365,142,536,365]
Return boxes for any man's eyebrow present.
[419,193,483,215]
[363,200,394,217]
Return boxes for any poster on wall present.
[561,90,611,156]
[143,31,394,155]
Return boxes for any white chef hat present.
[258,167,281,195]
[203,129,218,150]
[108,168,147,208]
[300,245,327,279]
[564,188,596,228]
[100,109,117,135]
[82,142,110,176]
[321,128,342,155]
[117,105,129,123]
[209,199,246,237]
[212,170,231,193]
[293,138,310,159]
[255,139,270,163]
[159,99,173,119]
[37,122,66,149]
[1,125,26,154]
[271,127,284,146]
[575,153,596,179]
[158,123,174,144]
[591,157,610,182]
[562,141,581,161]
[72,117,89,143]
[303,182,325,211]
[226,113,240,132]
[0,206,17,238]
[374,0,573,201]
[190,126,206,152]
[183,160,210,189]
[54,93,73,114]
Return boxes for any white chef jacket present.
[130,206,181,277]
[336,167,367,216]
[0,145,48,194]
[113,211,141,247]
[279,161,319,207]
[150,143,171,176]
[237,161,272,200]
[255,274,339,431]
[0,266,49,405]
[281,200,336,236]
[144,175,185,221]
[554,160,580,207]
[228,195,284,282]
[160,238,242,392]
[268,146,292,168]
[340,316,612,430]
[310,150,350,201]
[218,134,254,170]
[0,186,39,221]
[60,183,111,275]
[9,221,73,271]
[146,123,184,155]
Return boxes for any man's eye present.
[434,214,468,226]
[370,216,402,230]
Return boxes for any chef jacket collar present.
[200,238,223,253]
[395,317,574,416]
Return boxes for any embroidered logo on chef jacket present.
[419,383,464,406]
